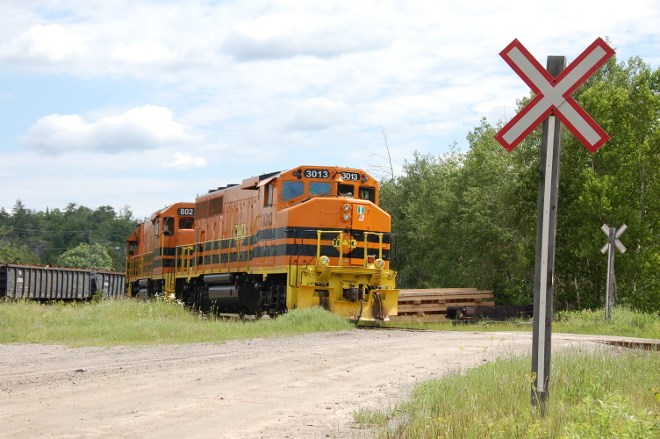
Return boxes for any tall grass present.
[555,307,660,339]
[0,300,353,346]
[356,349,660,438]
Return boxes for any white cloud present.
[20,106,196,154]
[286,97,349,131]
[112,41,175,65]
[162,152,207,169]
[1,24,87,63]
[224,11,388,61]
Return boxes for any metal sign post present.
[600,224,627,320]
[495,38,614,414]
[529,56,564,413]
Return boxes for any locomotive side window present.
[264,182,274,207]
[163,217,174,236]
[338,184,354,197]
[359,186,376,202]
[282,181,304,201]
[179,217,194,229]
[310,182,331,196]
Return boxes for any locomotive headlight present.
[375,258,385,269]
[341,203,351,221]
[318,255,330,266]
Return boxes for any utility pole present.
[88,230,93,269]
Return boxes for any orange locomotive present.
[125,203,195,297]
[127,166,398,322]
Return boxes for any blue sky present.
[1,0,658,219]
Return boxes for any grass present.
[354,349,660,438]
[387,306,660,340]
[364,306,659,438]
[0,299,353,346]
[554,307,660,339]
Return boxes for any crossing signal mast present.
[495,38,615,413]
[600,224,627,321]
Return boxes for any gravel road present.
[0,330,629,438]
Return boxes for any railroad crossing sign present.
[601,224,627,320]
[494,38,614,415]
[601,223,627,255]
[495,38,615,152]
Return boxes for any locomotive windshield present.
[281,181,304,201]
[310,182,332,196]
[338,184,353,197]
[281,180,377,203]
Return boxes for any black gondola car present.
[0,264,125,300]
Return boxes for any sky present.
[1,0,658,219]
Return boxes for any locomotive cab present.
[278,171,378,207]
[126,203,195,299]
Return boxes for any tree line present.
[380,54,658,312]
[0,202,137,271]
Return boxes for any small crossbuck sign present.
[601,224,627,254]
[495,38,615,152]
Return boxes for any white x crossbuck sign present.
[495,38,615,152]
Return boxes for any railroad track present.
[356,323,435,332]
[599,338,660,351]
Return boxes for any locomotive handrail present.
[291,229,319,287]
[361,231,384,261]
[315,230,347,266]
[313,230,388,268]
[175,245,194,274]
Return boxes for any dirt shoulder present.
[0,330,638,439]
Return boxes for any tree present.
[380,149,463,288]
[56,243,113,270]
[555,56,659,311]
[0,234,40,264]
[1,201,137,271]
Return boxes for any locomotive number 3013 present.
[303,169,330,178]
[303,169,360,181]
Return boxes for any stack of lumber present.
[396,288,494,321]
